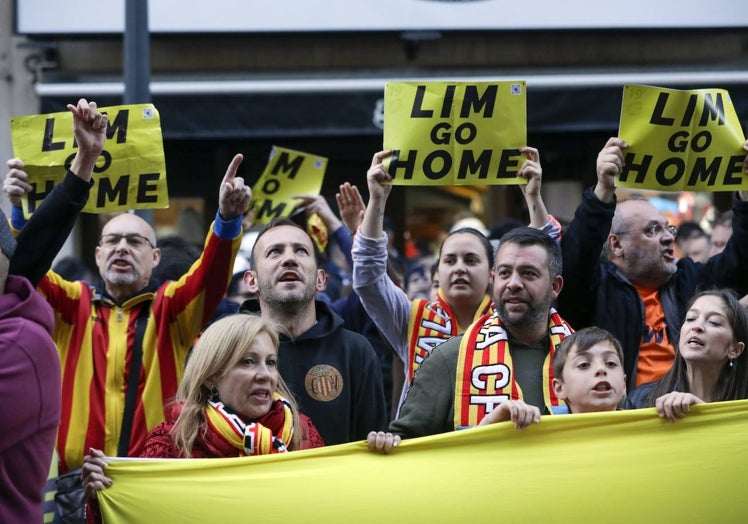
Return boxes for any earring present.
[729,359,735,369]
[209,385,219,401]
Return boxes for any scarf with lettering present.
[407,289,493,382]
[454,308,571,428]
[205,393,294,456]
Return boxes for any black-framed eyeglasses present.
[99,233,154,249]
[613,223,677,239]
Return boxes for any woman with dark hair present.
[352,147,559,412]
[626,289,748,420]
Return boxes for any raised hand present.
[336,182,366,232]
[293,193,342,231]
[67,99,108,180]
[594,137,627,203]
[3,159,32,208]
[218,154,251,221]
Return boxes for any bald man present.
[559,137,748,391]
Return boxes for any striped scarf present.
[205,393,294,455]
[454,308,571,428]
[407,290,493,382]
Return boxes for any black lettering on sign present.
[423,151,451,180]
[722,155,746,186]
[106,110,129,144]
[649,92,675,126]
[619,153,653,184]
[42,118,65,152]
[654,158,685,187]
[650,92,726,127]
[271,152,303,179]
[410,85,433,118]
[429,122,478,146]
[27,180,56,213]
[410,84,498,119]
[97,175,130,207]
[667,131,712,154]
[456,150,491,180]
[255,199,287,220]
[460,85,497,118]
[388,150,417,180]
[262,179,280,194]
[496,149,522,179]
[699,93,726,126]
[136,172,160,203]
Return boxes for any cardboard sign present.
[383,81,527,186]
[249,146,328,225]
[618,84,747,192]
[11,104,169,215]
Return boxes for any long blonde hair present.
[170,314,302,456]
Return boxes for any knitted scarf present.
[407,290,493,382]
[205,393,294,456]
[454,308,571,428]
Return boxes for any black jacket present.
[559,188,748,390]
[240,299,388,445]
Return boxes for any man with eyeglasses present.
[559,137,748,391]
[3,99,251,490]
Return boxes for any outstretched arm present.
[517,146,549,229]
[360,150,393,239]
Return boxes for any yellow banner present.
[10,104,169,215]
[383,81,527,186]
[618,84,747,192]
[98,400,748,523]
[249,146,328,225]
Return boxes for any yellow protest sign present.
[97,400,748,523]
[10,104,169,215]
[618,84,747,192]
[384,81,527,186]
[249,146,328,225]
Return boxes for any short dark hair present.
[552,327,624,381]
[496,227,562,279]
[249,217,316,269]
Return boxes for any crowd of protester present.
[1,99,747,523]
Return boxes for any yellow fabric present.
[98,400,748,523]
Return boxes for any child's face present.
[552,342,626,414]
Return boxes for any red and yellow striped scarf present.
[454,308,571,428]
[205,393,294,455]
[407,290,493,382]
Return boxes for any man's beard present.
[496,288,552,330]
[257,274,317,312]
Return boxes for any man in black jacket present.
[559,137,748,390]
[241,217,387,445]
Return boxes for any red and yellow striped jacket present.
[39,226,240,472]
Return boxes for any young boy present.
[551,327,627,414]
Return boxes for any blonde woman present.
[82,315,323,505]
